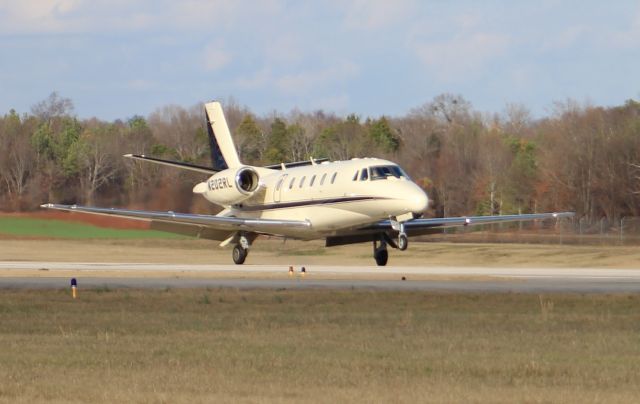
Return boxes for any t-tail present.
[205,101,242,170]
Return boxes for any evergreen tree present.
[235,114,263,164]
[368,116,400,153]
[264,117,289,163]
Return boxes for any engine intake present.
[236,167,259,194]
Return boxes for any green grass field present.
[0,217,183,239]
[1,289,639,402]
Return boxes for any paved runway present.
[2,261,640,293]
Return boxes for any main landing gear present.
[232,244,248,264]
[232,233,252,265]
[373,238,389,266]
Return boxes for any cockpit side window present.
[390,165,409,179]
[370,165,407,180]
[352,171,358,181]
[360,168,369,181]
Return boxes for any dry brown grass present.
[3,238,640,268]
[1,289,640,403]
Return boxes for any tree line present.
[1,92,639,221]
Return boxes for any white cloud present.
[341,0,416,30]
[0,0,254,34]
[0,0,162,34]
[605,7,640,49]
[234,68,272,90]
[167,1,244,30]
[233,62,358,100]
[202,41,231,71]
[128,79,156,91]
[539,25,589,51]
[308,93,350,112]
[0,0,84,33]
[263,36,305,66]
[413,32,510,80]
[275,62,359,95]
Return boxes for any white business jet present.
[42,101,573,265]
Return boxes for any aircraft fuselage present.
[196,157,429,239]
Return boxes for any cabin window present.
[299,176,306,188]
[331,172,337,184]
[352,171,358,181]
[310,175,316,186]
[320,173,327,185]
[276,177,284,191]
[289,177,296,189]
[360,168,369,181]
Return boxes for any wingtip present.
[123,153,133,158]
[40,203,53,209]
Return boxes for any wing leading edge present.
[365,212,574,235]
[324,212,574,247]
[40,204,311,237]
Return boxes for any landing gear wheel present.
[398,233,408,251]
[374,249,389,266]
[232,245,248,265]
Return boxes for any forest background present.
[1,92,639,222]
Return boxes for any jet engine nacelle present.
[194,167,260,206]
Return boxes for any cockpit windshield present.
[369,165,408,180]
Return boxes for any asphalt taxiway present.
[2,261,640,292]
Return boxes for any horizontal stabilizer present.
[124,153,331,174]
[123,154,218,174]
[263,158,330,170]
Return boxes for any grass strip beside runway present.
[1,289,639,402]
[0,217,183,239]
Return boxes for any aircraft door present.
[274,174,288,203]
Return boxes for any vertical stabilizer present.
[205,101,242,170]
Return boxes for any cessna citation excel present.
[42,101,574,266]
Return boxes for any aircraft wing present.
[40,203,311,240]
[366,212,575,236]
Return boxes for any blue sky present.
[1,0,639,120]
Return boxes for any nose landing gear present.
[398,232,408,251]
[390,216,410,251]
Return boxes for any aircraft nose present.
[409,187,429,215]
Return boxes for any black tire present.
[374,249,388,266]
[232,245,248,265]
[398,233,408,251]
